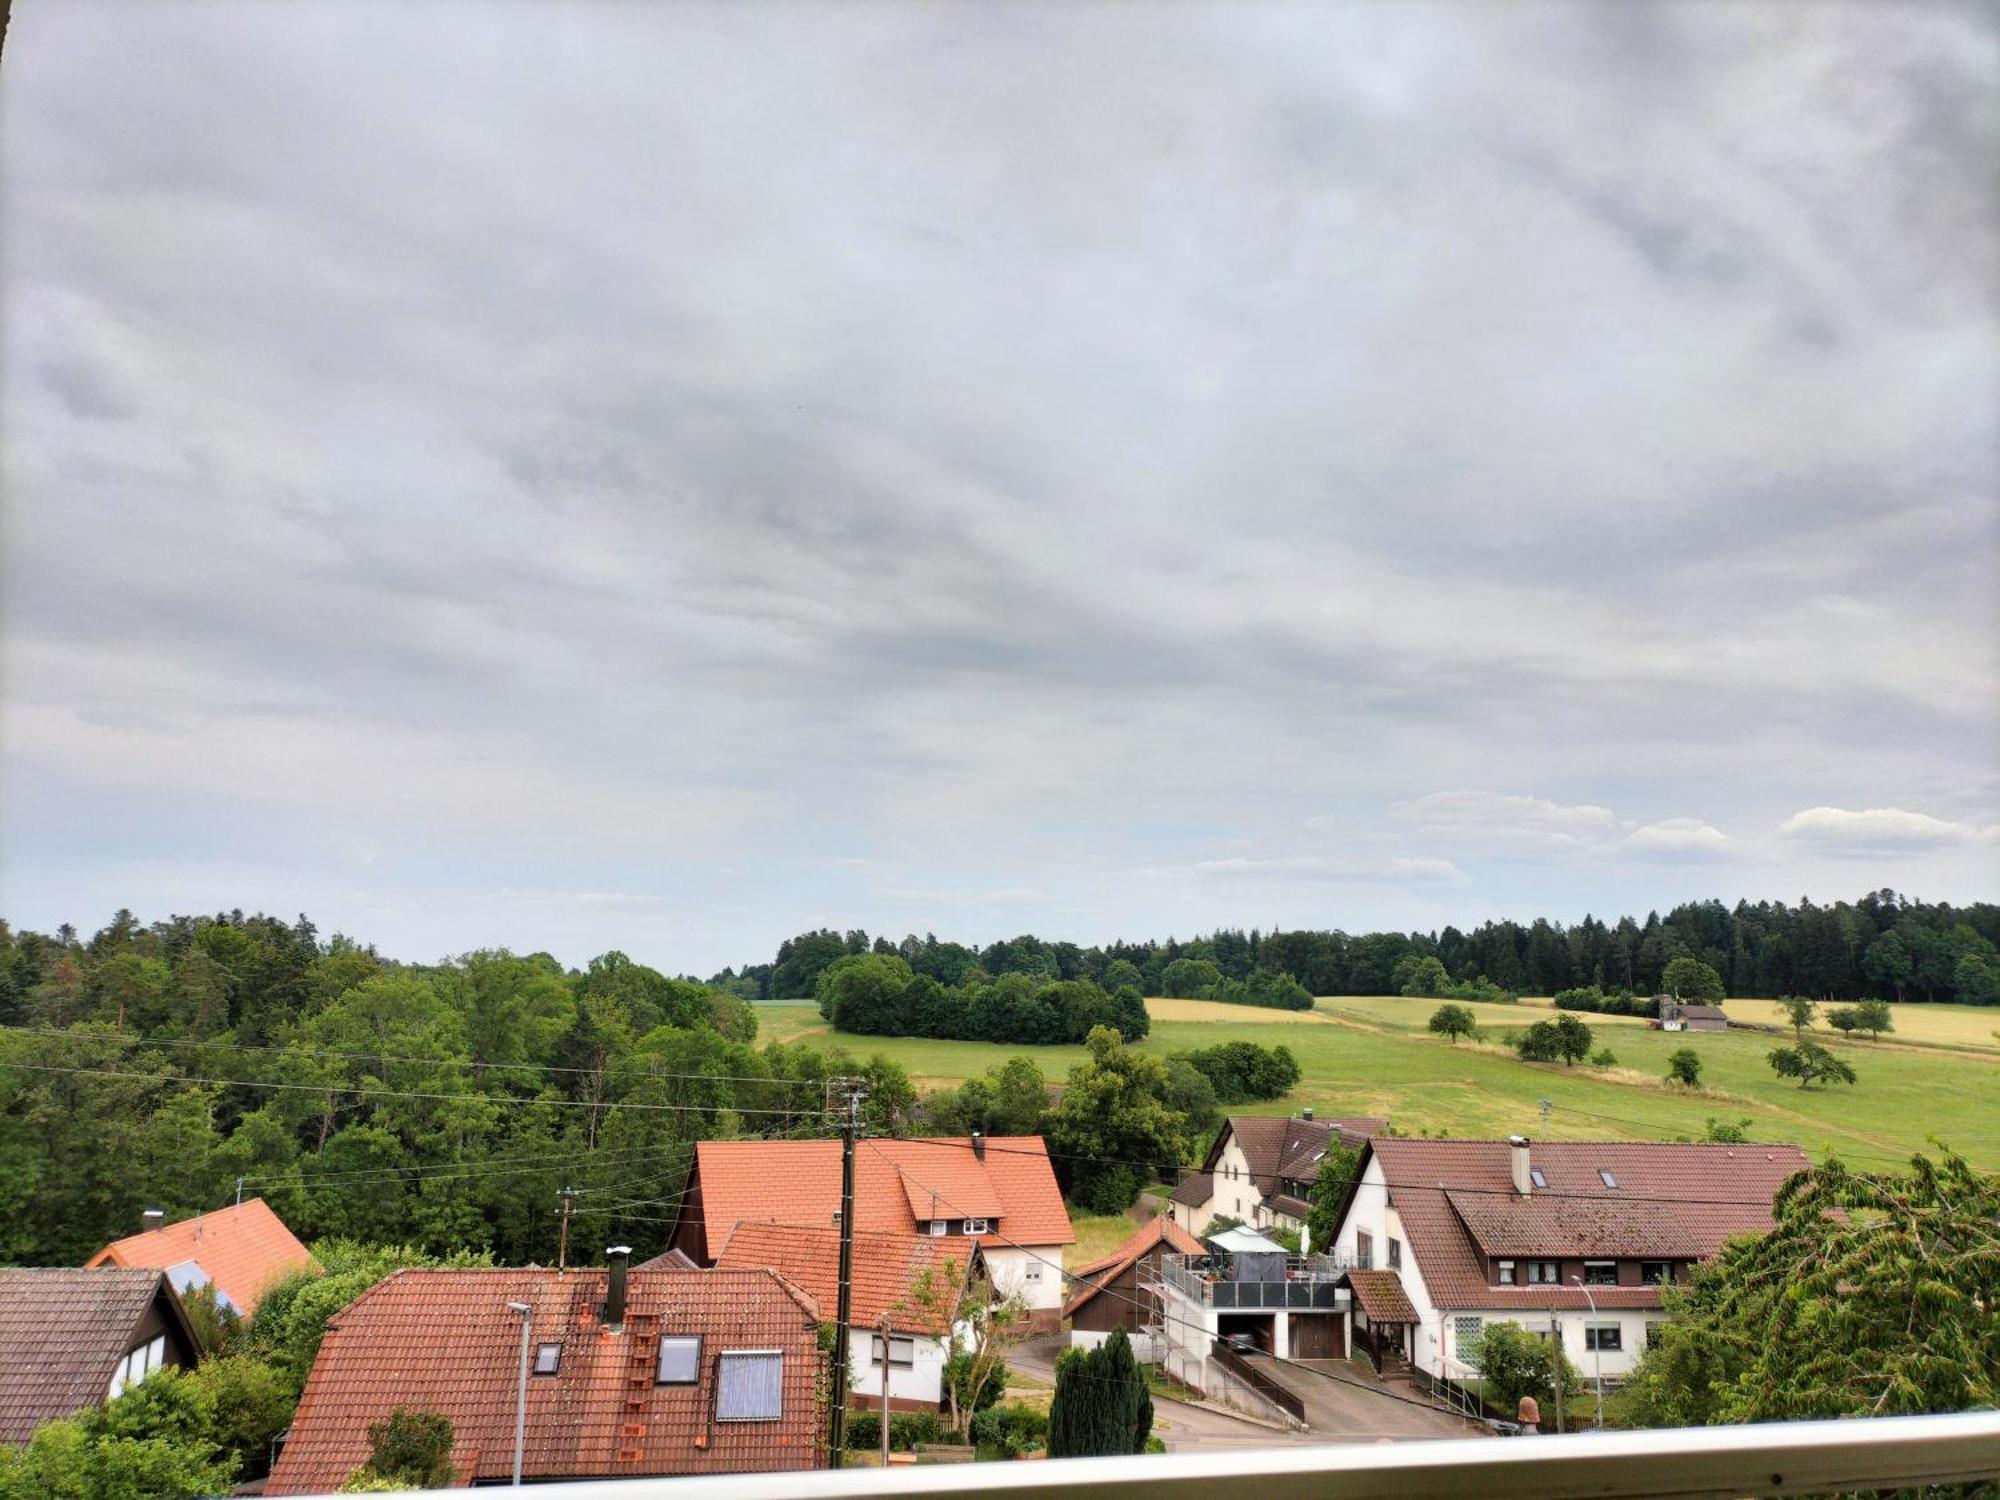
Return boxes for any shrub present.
[845,1411,944,1453]
[358,1409,453,1489]
[1666,1049,1702,1087]
[1465,1323,1583,1424]
[1589,1047,1617,1068]
[971,1401,1049,1458]
[1552,986,1603,1013]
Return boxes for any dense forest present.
[717,889,2000,1007]
[0,910,1299,1269]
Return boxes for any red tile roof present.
[713,1222,969,1337]
[264,1267,821,1493]
[679,1137,1073,1262]
[1365,1138,1809,1311]
[635,1248,699,1271]
[0,1268,198,1443]
[1061,1216,1204,1320]
[1341,1269,1420,1325]
[85,1198,315,1317]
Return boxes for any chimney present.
[1301,1107,1314,1122]
[141,1208,165,1232]
[1509,1136,1532,1196]
[970,1132,985,1160]
[604,1246,631,1329]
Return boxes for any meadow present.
[759,994,2000,1175]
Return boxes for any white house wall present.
[1211,1137,1262,1223]
[982,1246,1062,1314]
[849,1330,947,1406]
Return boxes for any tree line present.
[718,889,2000,1006]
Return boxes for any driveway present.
[1256,1356,1488,1443]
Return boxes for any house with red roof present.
[716,1222,969,1413]
[85,1198,315,1318]
[1322,1135,1810,1382]
[264,1255,822,1492]
[667,1135,1074,1330]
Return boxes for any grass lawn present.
[754,996,2000,1172]
[1064,1210,1144,1270]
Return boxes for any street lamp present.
[506,1301,533,1486]
[1569,1276,1603,1431]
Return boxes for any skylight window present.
[1529,1168,1547,1189]
[533,1342,562,1375]
[1599,1169,1619,1188]
[656,1335,701,1385]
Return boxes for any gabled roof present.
[1355,1138,1810,1311]
[679,1137,1073,1261]
[1203,1115,1382,1201]
[86,1198,315,1317]
[0,1268,197,1443]
[264,1267,821,1494]
[1169,1171,1213,1208]
[1062,1216,1203,1320]
[635,1248,698,1271]
[714,1222,969,1337]
[1675,1004,1730,1021]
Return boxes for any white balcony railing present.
[299,1411,2000,1500]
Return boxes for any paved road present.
[1257,1356,1488,1442]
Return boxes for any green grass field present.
[758,995,2000,1172]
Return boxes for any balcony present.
[373,1411,2000,1498]
[1160,1252,1352,1310]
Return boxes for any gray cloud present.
[2,0,1994,968]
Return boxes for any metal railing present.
[309,1410,2000,1498]
[1161,1253,1353,1309]
[1209,1337,1307,1426]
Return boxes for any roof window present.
[1599,1169,1619,1188]
[656,1334,701,1385]
[533,1341,562,1375]
[1529,1168,1547,1189]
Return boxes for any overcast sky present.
[3,1,1996,973]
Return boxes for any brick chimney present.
[604,1245,631,1329]
[1509,1136,1532,1196]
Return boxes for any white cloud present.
[1181,854,1466,884]
[1778,806,1988,852]
[1622,818,1733,860]
[1395,791,1619,851]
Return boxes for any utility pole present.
[878,1313,894,1468]
[827,1078,866,1469]
[1550,1315,1565,1434]
[556,1186,578,1275]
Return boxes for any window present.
[926,1220,948,1237]
[1356,1231,1373,1269]
[1641,1260,1672,1285]
[533,1342,562,1376]
[1526,1260,1560,1284]
[1024,1262,1042,1281]
[1585,1324,1623,1352]
[1453,1316,1482,1360]
[1496,1259,1516,1285]
[656,1335,701,1385]
[1598,1169,1619,1189]
[1529,1168,1547,1189]
[716,1351,784,1421]
[1387,1238,1402,1271]
[962,1218,991,1235]
[1582,1261,1617,1286]
[871,1334,916,1368]
[107,1334,168,1399]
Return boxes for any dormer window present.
[962,1218,991,1235]
[1582,1261,1617,1285]
[926,1220,948,1237]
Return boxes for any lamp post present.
[506,1301,533,1485]
[1570,1277,1603,1431]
